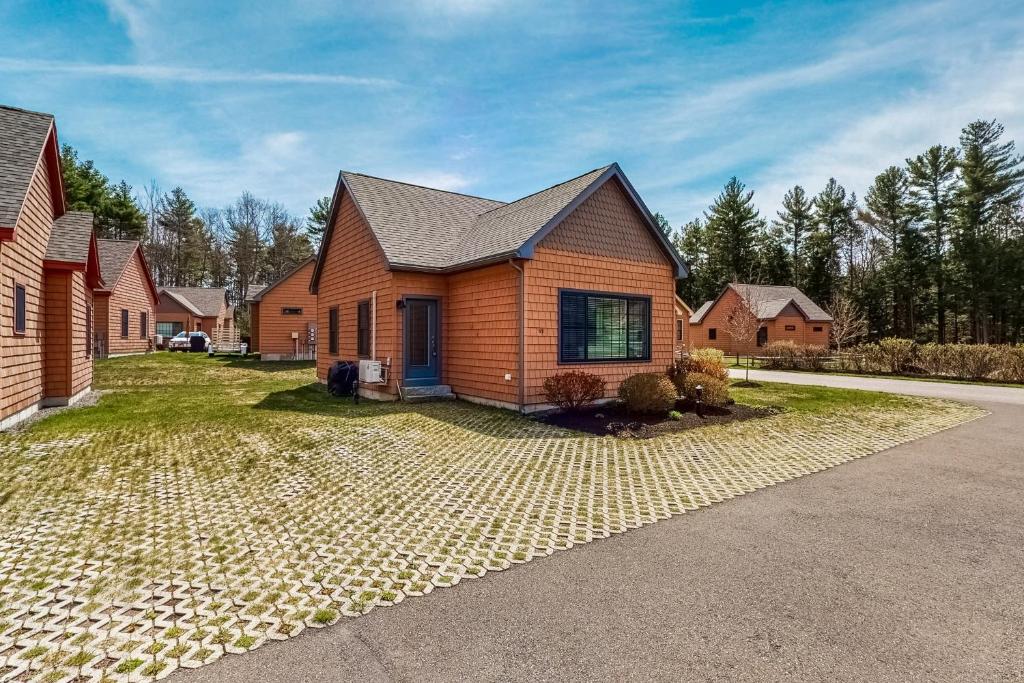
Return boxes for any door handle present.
[431,336,437,357]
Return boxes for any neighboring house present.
[689,283,832,356]
[310,163,687,412]
[674,295,693,358]
[155,287,232,338]
[246,257,317,360]
[94,239,160,356]
[1,105,103,429]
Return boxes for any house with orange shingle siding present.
[1,105,103,429]
[310,163,688,411]
[689,283,833,356]
[94,239,159,356]
[246,257,317,359]
[154,287,232,341]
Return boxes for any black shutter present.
[357,301,370,356]
[14,284,26,334]
[559,292,586,362]
[120,309,129,337]
[329,307,339,354]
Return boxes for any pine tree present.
[99,181,147,241]
[955,120,1024,342]
[673,218,714,307]
[807,178,855,305]
[753,223,792,285]
[60,144,109,214]
[865,166,916,336]
[156,188,202,287]
[773,185,813,287]
[703,177,763,288]
[652,212,673,238]
[907,145,959,342]
[306,196,331,246]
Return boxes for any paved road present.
[728,367,1024,405]
[176,376,1024,682]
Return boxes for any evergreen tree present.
[955,120,1024,342]
[773,185,813,287]
[99,180,147,241]
[60,144,109,214]
[673,218,714,307]
[907,145,959,342]
[306,196,331,246]
[807,178,855,305]
[753,223,792,285]
[265,215,314,282]
[652,212,673,238]
[703,177,763,288]
[865,166,916,336]
[156,188,204,287]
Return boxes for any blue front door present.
[404,298,439,386]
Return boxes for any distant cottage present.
[689,283,833,356]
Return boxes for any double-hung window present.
[14,283,26,334]
[559,290,651,363]
[328,307,339,355]
[356,301,370,357]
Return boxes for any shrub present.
[543,371,605,411]
[761,340,799,369]
[681,372,730,407]
[960,344,1004,380]
[798,344,830,371]
[877,337,917,374]
[917,343,947,376]
[618,373,677,414]
[1002,346,1024,383]
[686,348,729,381]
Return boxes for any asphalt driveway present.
[175,375,1024,682]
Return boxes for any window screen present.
[328,307,339,355]
[357,301,370,357]
[559,291,650,362]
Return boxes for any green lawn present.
[0,353,984,683]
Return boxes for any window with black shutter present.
[559,290,651,363]
[120,309,129,338]
[86,304,92,357]
[357,301,370,357]
[328,306,339,355]
[14,283,26,334]
[709,328,717,340]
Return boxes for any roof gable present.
[247,257,316,302]
[311,163,687,290]
[159,287,228,317]
[0,105,65,237]
[97,239,160,302]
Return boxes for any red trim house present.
[94,239,160,356]
[310,163,688,411]
[1,105,103,429]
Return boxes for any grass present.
[0,352,984,683]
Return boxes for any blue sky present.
[2,0,1023,228]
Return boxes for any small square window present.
[708,328,717,340]
[14,283,26,334]
[813,326,823,332]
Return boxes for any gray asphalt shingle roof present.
[96,239,139,285]
[160,287,228,317]
[0,105,54,228]
[690,284,833,324]
[45,211,94,264]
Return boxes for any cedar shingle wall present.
[524,178,676,405]
[316,191,394,385]
[43,271,70,398]
[104,250,156,355]
[256,260,317,356]
[1,155,54,419]
[391,271,447,389]
[70,271,93,394]
[445,263,519,404]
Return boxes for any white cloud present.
[0,58,397,88]
[388,171,474,192]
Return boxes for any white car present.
[167,331,210,352]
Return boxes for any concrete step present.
[403,385,457,402]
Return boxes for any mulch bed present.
[537,399,780,439]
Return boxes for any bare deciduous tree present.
[724,283,765,382]
[828,295,868,352]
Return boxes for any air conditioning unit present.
[359,359,384,384]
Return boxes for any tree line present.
[671,119,1024,344]
[59,145,324,313]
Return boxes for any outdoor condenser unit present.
[359,359,385,384]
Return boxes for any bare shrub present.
[761,340,799,369]
[877,338,917,374]
[543,371,605,411]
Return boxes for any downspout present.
[371,289,377,359]
[508,259,526,413]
